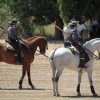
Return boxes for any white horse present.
[63,24,88,44]
[49,38,100,97]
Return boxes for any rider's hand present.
[18,36,21,40]
[78,43,82,46]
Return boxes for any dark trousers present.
[75,45,85,58]
[9,38,22,61]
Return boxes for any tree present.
[0,0,11,26]
[9,0,64,39]
[0,0,64,39]
[57,0,100,24]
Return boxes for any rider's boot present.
[78,58,87,68]
[15,54,22,65]
[21,51,24,58]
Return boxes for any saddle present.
[67,45,80,55]
[67,45,90,64]
[5,40,15,51]
[5,40,24,58]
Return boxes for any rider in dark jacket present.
[64,21,87,68]
[8,20,23,64]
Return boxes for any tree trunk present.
[93,12,100,38]
[55,16,64,40]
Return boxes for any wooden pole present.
[43,16,67,36]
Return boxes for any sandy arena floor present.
[0,39,100,100]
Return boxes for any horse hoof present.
[93,93,98,97]
[57,93,60,97]
[53,94,56,96]
[31,86,35,89]
[19,85,22,89]
[77,93,81,97]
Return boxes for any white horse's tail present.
[49,47,60,69]
[49,47,61,60]
[49,49,56,71]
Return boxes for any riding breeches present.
[8,38,22,60]
[75,46,85,59]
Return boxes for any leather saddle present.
[5,40,15,51]
[66,45,90,64]
[67,45,80,55]
[5,40,24,59]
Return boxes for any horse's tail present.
[49,49,56,71]
[49,47,61,60]
[49,47,61,69]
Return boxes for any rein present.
[19,38,49,58]
[82,46,100,60]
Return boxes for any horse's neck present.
[84,41,99,53]
[77,24,85,33]
[26,37,41,53]
[26,36,38,42]
[31,38,40,46]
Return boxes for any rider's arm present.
[8,27,18,40]
[71,32,82,46]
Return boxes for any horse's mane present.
[25,36,46,43]
[25,36,38,42]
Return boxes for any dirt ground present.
[0,39,100,100]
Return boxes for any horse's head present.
[77,24,87,35]
[77,24,89,40]
[39,36,48,54]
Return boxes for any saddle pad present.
[69,45,80,54]
[5,43,15,51]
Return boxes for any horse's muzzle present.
[40,50,45,54]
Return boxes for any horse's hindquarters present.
[49,47,88,72]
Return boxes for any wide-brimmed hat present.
[9,20,20,24]
[69,21,78,25]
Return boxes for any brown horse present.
[0,36,48,89]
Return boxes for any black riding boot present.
[15,54,22,65]
[78,59,87,68]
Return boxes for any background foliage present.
[0,0,100,39]
[58,0,100,23]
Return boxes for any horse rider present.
[64,21,89,68]
[8,19,23,64]
[70,17,75,23]
[79,16,85,25]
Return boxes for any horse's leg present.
[51,64,56,96]
[55,68,64,96]
[87,67,98,97]
[19,65,27,89]
[26,64,35,89]
[76,71,82,96]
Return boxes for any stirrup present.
[78,63,87,68]
[15,61,22,65]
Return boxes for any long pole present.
[43,16,68,36]
[43,16,100,60]
[0,26,4,29]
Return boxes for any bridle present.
[20,38,49,58]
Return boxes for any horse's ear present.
[46,36,49,40]
[44,36,49,40]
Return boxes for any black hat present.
[10,20,20,24]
